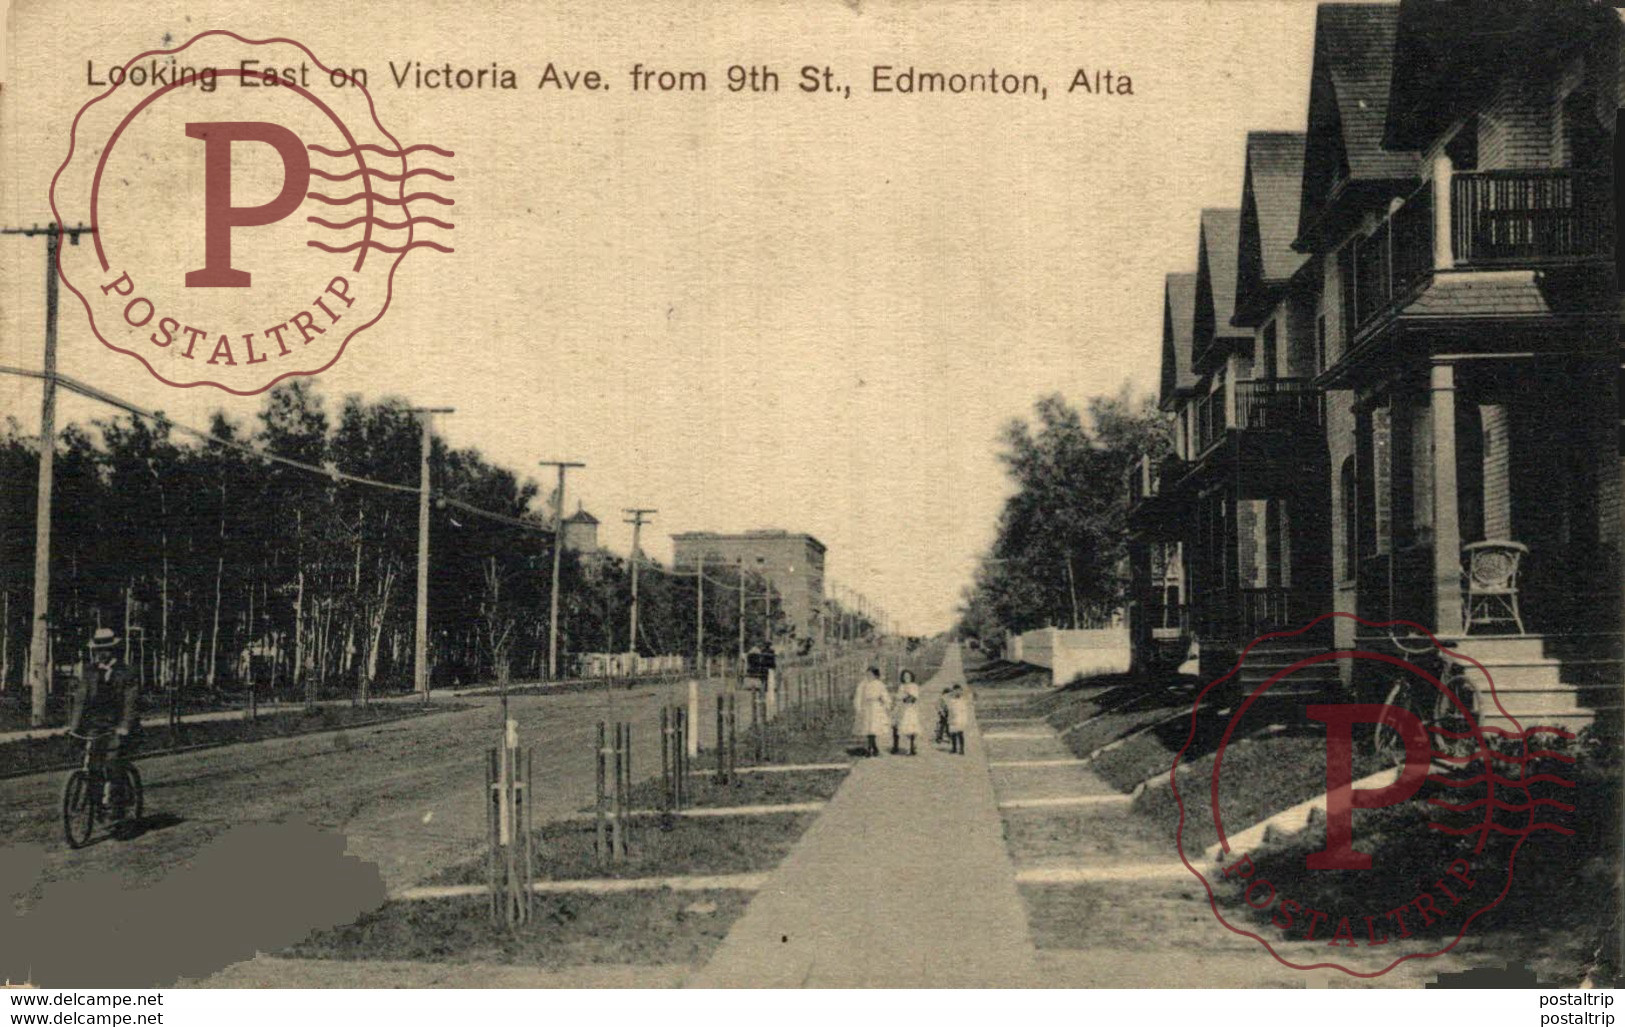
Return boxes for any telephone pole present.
[410,407,454,702]
[4,223,93,726]
[737,559,747,665]
[539,460,584,680]
[694,551,705,672]
[623,508,656,656]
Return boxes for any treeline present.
[0,380,832,706]
[956,389,1168,642]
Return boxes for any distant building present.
[562,504,599,553]
[670,530,827,643]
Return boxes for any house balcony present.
[1192,586,1310,647]
[1186,378,1326,493]
[1125,452,1190,535]
[1348,168,1613,339]
[1235,378,1323,433]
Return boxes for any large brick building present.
[670,530,827,645]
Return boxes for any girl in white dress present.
[851,666,892,757]
[893,669,923,755]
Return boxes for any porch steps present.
[1443,634,1622,731]
[1234,641,1342,699]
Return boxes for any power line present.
[0,365,553,536]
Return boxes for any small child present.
[935,687,951,744]
[946,684,970,755]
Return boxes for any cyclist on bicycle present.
[67,628,141,822]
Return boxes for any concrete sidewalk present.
[686,647,1040,988]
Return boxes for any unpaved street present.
[2,678,727,899]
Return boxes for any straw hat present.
[88,628,120,650]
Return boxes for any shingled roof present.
[1159,272,1198,410]
[1296,4,1419,247]
[1235,132,1309,325]
[1193,209,1245,369]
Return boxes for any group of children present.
[853,666,971,757]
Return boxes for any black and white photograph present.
[0,0,1621,1015]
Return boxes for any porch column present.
[1431,153,1454,270]
[1430,362,1463,633]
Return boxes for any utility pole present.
[539,460,584,680]
[3,223,93,727]
[694,551,705,672]
[623,508,656,656]
[410,407,454,702]
[737,559,747,665]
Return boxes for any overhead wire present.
[0,365,553,536]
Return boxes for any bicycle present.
[1372,627,1480,765]
[61,729,143,849]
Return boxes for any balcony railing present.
[1235,378,1323,432]
[1453,170,1612,267]
[1353,186,1435,332]
[1350,169,1612,334]
[1157,453,1188,491]
[1240,586,1295,637]
[1128,452,1193,510]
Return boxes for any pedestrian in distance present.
[893,669,922,756]
[851,665,892,757]
[935,687,951,745]
[946,683,971,755]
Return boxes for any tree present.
[958,387,1169,637]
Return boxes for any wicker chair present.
[1461,540,1528,635]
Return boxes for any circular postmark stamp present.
[1171,613,1578,977]
[51,31,455,394]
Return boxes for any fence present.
[1006,626,1131,685]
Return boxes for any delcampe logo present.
[52,31,454,394]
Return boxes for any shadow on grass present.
[1214,741,1619,985]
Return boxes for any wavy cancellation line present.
[305,239,455,254]
[1426,771,1576,790]
[308,167,456,182]
[306,191,455,206]
[306,142,455,158]
[307,215,456,231]
[1428,796,1576,814]
[1428,819,1575,839]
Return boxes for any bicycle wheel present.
[62,770,95,849]
[119,764,144,824]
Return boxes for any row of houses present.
[1124,0,1622,728]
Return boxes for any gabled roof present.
[1384,0,1617,151]
[1193,209,1245,368]
[1235,132,1309,324]
[565,505,598,525]
[1159,272,1198,410]
[1296,4,1419,248]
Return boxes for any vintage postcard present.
[1,0,1621,1008]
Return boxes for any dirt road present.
[1,678,728,902]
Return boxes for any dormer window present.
[1445,116,1478,172]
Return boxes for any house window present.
[1337,246,1356,346]
[1340,457,1357,581]
[1316,315,1328,374]
[1446,116,1479,172]
[1260,322,1278,380]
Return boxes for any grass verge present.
[0,702,462,779]
[1131,731,1385,855]
[432,811,820,884]
[286,889,751,969]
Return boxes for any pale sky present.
[2,0,1325,635]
